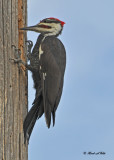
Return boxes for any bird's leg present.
[10,45,36,72]
[26,40,33,61]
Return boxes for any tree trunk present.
[0,0,28,159]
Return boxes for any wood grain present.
[0,0,28,159]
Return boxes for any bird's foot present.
[11,45,21,58]
[10,45,25,67]
[26,40,33,60]
[26,40,33,53]
[9,57,22,63]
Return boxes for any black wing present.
[40,36,66,127]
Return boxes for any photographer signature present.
[83,152,106,155]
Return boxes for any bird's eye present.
[43,20,47,23]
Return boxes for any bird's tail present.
[23,98,41,143]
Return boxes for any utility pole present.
[0,0,28,159]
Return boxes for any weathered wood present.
[0,0,28,159]
[0,0,5,159]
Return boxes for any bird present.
[19,17,66,143]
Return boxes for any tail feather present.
[45,110,51,128]
[52,110,55,126]
[23,99,41,143]
[44,101,51,128]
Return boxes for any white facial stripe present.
[38,23,62,36]
[39,45,43,59]
[39,36,46,60]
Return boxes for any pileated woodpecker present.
[12,17,66,142]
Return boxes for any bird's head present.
[20,17,65,37]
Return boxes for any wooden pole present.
[0,0,28,159]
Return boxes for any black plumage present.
[23,34,66,142]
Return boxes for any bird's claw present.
[26,40,33,48]
[9,58,22,63]
[9,58,23,68]
[25,40,33,61]
[11,45,21,59]
[26,40,33,55]
[10,45,23,67]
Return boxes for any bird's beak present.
[20,23,52,33]
[20,24,38,32]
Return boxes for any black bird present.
[14,17,66,142]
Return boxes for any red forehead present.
[49,17,65,26]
